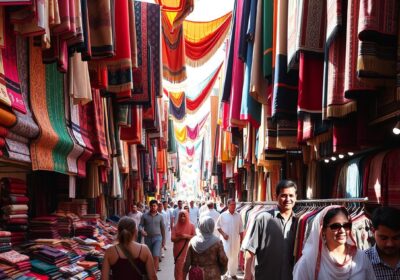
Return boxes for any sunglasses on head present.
[328,222,352,231]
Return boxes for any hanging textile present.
[82,89,109,162]
[249,0,270,104]
[87,0,114,58]
[68,52,92,104]
[357,0,398,80]
[10,36,39,140]
[240,0,261,128]
[169,91,186,121]
[1,23,26,114]
[183,12,232,67]
[186,145,195,157]
[272,0,298,149]
[228,0,246,127]
[287,0,326,69]
[159,0,194,83]
[104,0,132,97]
[185,63,223,112]
[186,113,209,141]
[344,0,376,98]
[120,106,143,144]
[29,42,59,172]
[10,0,49,44]
[262,0,274,80]
[174,123,187,143]
[382,149,400,208]
[0,105,16,127]
[167,118,177,153]
[367,151,389,205]
[128,0,138,68]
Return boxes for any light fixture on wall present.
[324,159,330,163]
[331,156,337,161]
[393,120,400,135]
[338,154,345,159]
[348,152,354,156]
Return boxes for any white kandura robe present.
[216,211,244,276]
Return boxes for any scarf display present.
[190,216,220,254]
[272,0,298,149]
[183,12,232,67]
[87,0,114,58]
[262,0,274,80]
[68,52,92,105]
[0,23,26,114]
[169,91,186,121]
[29,42,58,172]
[120,106,143,144]
[357,0,398,80]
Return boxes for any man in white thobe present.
[217,199,243,279]
[189,200,199,227]
[200,201,220,236]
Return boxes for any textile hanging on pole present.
[158,0,194,83]
[169,91,186,121]
[183,12,232,67]
[271,0,298,149]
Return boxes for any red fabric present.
[25,272,49,280]
[298,52,323,114]
[120,106,142,144]
[2,23,26,113]
[382,149,400,208]
[184,14,232,62]
[186,64,222,112]
[333,116,357,154]
[0,126,7,137]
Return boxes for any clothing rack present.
[239,197,368,205]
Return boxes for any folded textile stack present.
[30,259,61,279]
[29,217,60,240]
[55,216,72,237]
[59,263,84,278]
[0,232,11,253]
[77,260,100,280]
[33,246,69,268]
[24,271,50,279]
[58,200,87,217]
[0,178,29,246]
[0,250,31,276]
[70,271,89,280]
[74,225,97,238]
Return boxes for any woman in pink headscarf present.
[171,210,195,280]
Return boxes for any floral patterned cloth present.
[184,241,228,280]
[0,250,29,264]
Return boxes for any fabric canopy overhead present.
[173,113,209,143]
[169,91,186,121]
[183,12,232,66]
[157,0,194,83]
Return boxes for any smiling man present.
[365,207,400,279]
[243,179,298,280]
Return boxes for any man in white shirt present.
[189,200,199,227]
[200,201,220,236]
[217,199,243,280]
[128,204,143,242]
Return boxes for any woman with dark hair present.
[101,217,157,280]
[172,210,195,280]
[184,216,228,280]
[293,206,375,279]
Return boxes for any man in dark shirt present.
[139,199,165,271]
[365,206,400,280]
[243,180,298,280]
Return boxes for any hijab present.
[293,205,367,280]
[174,210,193,235]
[190,216,220,254]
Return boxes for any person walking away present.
[243,179,298,280]
[200,201,220,236]
[128,204,143,242]
[184,216,228,280]
[157,202,167,259]
[293,206,376,279]
[172,200,183,226]
[139,200,165,272]
[365,206,400,279]
[101,217,157,280]
[217,199,243,279]
[171,210,195,280]
[189,200,199,227]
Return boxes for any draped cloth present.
[272,0,298,149]
[68,52,92,105]
[169,91,186,121]
[183,12,232,67]
[262,0,274,80]
[29,41,58,172]
[120,106,143,144]
[287,0,326,69]
[0,24,26,114]
[159,0,194,83]
[240,0,261,128]
[168,119,177,153]
[357,0,398,80]
[87,0,114,58]
[104,0,132,97]
[367,151,388,205]
[382,149,400,208]
[227,0,245,128]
